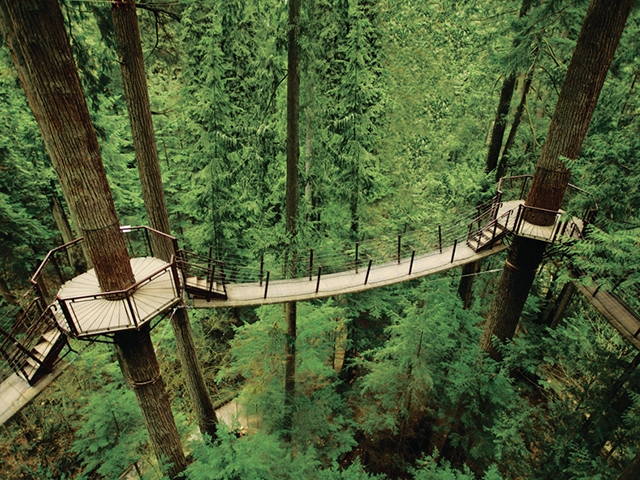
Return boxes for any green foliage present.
[411,453,504,480]
[70,345,149,478]
[218,300,356,460]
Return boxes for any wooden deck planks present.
[0,361,69,427]
[577,283,640,351]
[56,257,178,336]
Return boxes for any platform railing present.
[496,175,598,236]
[0,291,59,384]
[28,226,182,338]
[176,250,228,300]
[55,257,182,337]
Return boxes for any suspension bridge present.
[1,175,638,426]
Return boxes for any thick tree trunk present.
[112,0,218,441]
[51,193,86,272]
[524,0,636,222]
[114,328,187,479]
[1,2,187,477]
[480,0,635,360]
[284,0,300,442]
[457,261,479,310]
[170,308,218,440]
[480,237,547,358]
[112,0,173,261]
[0,0,134,293]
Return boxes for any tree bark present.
[480,0,635,360]
[524,0,636,223]
[112,0,173,261]
[170,308,218,440]
[484,0,533,175]
[548,282,576,329]
[112,0,218,441]
[0,0,134,293]
[114,328,187,479]
[480,237,547,359]
[496,68,534,180]
[284,0,300,442]
[51,193,86,272]
[485,74,516,174]
[1,2,187,477]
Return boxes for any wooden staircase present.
[467,207,513,252]
[1,302,67,387]
[177,250,228,301]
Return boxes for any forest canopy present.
[1,0,639,479]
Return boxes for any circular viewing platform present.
[53,257,181,338]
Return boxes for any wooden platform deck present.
[55,257,180,337]
[495,200,584,242]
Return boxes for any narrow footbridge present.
[1,175,636,425]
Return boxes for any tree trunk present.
[548,282,576,329]
[0,0,134,293]
[112,0,218,441]
[112,0,173,261]
[457,261,479,310]
[170,308,218,440]
[484,0,533,175]
[480,237,547,359]
[496,67,534,180]
[51,193,85,272]
[114,328,187,479]
[524,0,636,222]
[485,74,516,174]
[480,0,635,360]
[284,0,301,443]
[1,1,187,476]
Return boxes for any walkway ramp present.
[193,243,508,308]
[0,361,69,426]
[576,282,640,351]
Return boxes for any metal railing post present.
[264,271,270,299]
[260,254,264,286]
[355,242,359,273]
[409,250,415,275]
[364,260,373,285]
[438,225,442,254]
[125,294,138,329]
[309,249,313,281]
[58,298,78,336]
[451,239,457,263]
[316,266,322,294]
[170,256,182,296]
[397,235,401,264]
